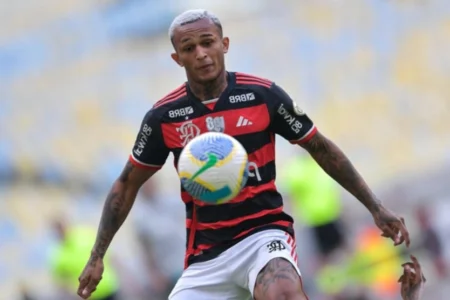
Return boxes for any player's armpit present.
[299,130,381,213]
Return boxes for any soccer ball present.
[177,132,249,204]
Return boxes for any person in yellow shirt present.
[50,219,120,300]
[279,154,346,266]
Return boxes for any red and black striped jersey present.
[129,72,317,268]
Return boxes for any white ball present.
[177,132,249,204]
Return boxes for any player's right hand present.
[77,254,104,299]
[399,255,426,300]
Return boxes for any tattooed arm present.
[300,131,410,247]
[77,161,156,299]
[300,131,380,213]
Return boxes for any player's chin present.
[195,68,220,82]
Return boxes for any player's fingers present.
[403,265,414,287]
[410,255,424,284]
[386,225,402,245]
[77,275,90,297]
[381,225,396,240]
[380,232,390,238]
[399,219,410,247]
[398,274,405,283]
[82,277,101,299]
[411,255,420,271]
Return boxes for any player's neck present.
[188,71,228,102]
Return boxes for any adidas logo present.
[236,116,253,127]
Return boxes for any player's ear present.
[171,52,184,67]
[222,37,229,54]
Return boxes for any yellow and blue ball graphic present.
[178,132,249,204]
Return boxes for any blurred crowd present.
[1,0,450,299]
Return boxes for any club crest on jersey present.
[177,121,201,146]
[206,116,225,132]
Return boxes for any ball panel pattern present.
[177,132,249,204]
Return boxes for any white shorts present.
[168,229,301,300]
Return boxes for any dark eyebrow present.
[180,33,214,44]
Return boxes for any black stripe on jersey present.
[233,131,272,154]
[196,191,283,223]
[185,201,193,219]
[188,223,294,266]
[246,160,275,187]
[194,212,293,246]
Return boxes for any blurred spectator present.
[279,154,347,266]
[49,218,120,300]
[18,283,36,300]
[316,226,402,300]
[416,204,448,279]
[132,179,185,299]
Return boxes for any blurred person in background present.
[279,154,347,299]
[279,154,347,266]
[77,9,410,300]
[132,179,185,299]
[316,225,402,300]
[415,204,448,279]
[50,218,120,300]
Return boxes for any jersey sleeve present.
[268,83,317,144]
[129,109,170,170]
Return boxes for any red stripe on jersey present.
[233,220,293,239]
[290,126,318,144]
[194,180,277,207]
[248,143,275,169]
[236,80,272,88]
[181,191,193,204]
[161,104,270,149]
[128,154,162,170]
[235,72,272,84]
[195,206,284,230]
[184,205,198,269]
[154,84,187,108]
[227,180,276,204]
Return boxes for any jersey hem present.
[128,154,163,170]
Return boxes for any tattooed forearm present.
[255,258,299,296]
[301,132,381,213]
[91,162,146,260]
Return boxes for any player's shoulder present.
[145,83,190,118]
[233,72,274,91]
[152,83,189,111]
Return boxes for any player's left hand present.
[372,204,410,247]
[399,255,426,300]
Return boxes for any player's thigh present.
[253,257,308,300]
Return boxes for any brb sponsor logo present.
[134,124,152,156]
[229,93,255,103]
[277,104,302,134]
[169,106,194,118]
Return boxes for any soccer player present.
[77,9,410,300]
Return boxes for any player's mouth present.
[197,64,214,71]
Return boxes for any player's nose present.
[196,48,208,60]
